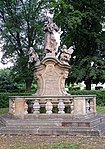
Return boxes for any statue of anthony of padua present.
[43,17,59,55]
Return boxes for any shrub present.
[0,93,32,108]
[0,90,105,108]
[70,90,105,106]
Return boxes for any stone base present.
[0,113,105,136]
[34,57,70,96]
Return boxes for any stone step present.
[4,115,105,128]
[62,117,105,128]
[0,126,102,136]
[6,121,61,127]
[24,113,97,120]
[4,121,100,128]
[0,113,105,136]
[0,117,6,127]
[1,120,105,130]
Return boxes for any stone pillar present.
[73,97,86,115]
[9,98,15,114]
[14,97,26,119]
[90,96,96,113]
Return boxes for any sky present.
[0,51,13,69]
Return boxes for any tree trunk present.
[25,79,33,91]
[85,79,91,90]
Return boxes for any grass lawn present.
[96,106,105,114]
[0,108,8,115]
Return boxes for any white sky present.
[0,51,13,69]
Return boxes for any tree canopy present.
[53,0,105,89]
[1,0,105,90]
[0,0,52,90]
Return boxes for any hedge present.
[70,90,105,106]
[0,90,105,108]
[0,93,31,108]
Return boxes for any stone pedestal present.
[34,57,70,96]
[11,98,28,119]
[73,97,86,115]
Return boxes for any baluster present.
[45,100,53,114]
[33,100,40,114]
[10,99,15,114]
[58,99,65,114]
[24,101,28,114]
[12,100,15,113]
[70,99,74,114]
[86,99,90,113]
[90,99,94,112]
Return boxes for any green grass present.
[0,108,8,115]
[96,106,105,114]
[8,143,81,149]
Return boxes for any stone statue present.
[43,17,59,55]
[28,47,40,65]
[60,45,74,65]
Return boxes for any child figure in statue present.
[28,47,40,65]
[60,45,74,65]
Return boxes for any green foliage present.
[0,68,38,93]
[66,84,80,90]
[0,108,8,115]
[0,0,52,91]
[0,68,18,92]
[0,90,105,108]
[53,0,105,89]
[97,106,105,114]
[0,142,81,149]
[0,93,31,108]
[70,90,105,106]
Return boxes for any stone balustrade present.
[9,95,96,119]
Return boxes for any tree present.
[0,0,52,90]
[53,0,105,89]
[0,68,18,92]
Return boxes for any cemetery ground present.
[0,107,105,148]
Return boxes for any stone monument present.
[31,17,73,96]
[8,17,96,117]
[4,16,103,136]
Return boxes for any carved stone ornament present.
[28,47,40,65]
[60,45,74,65]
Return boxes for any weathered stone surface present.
[0,113,105,136]
[34,57,70,96]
